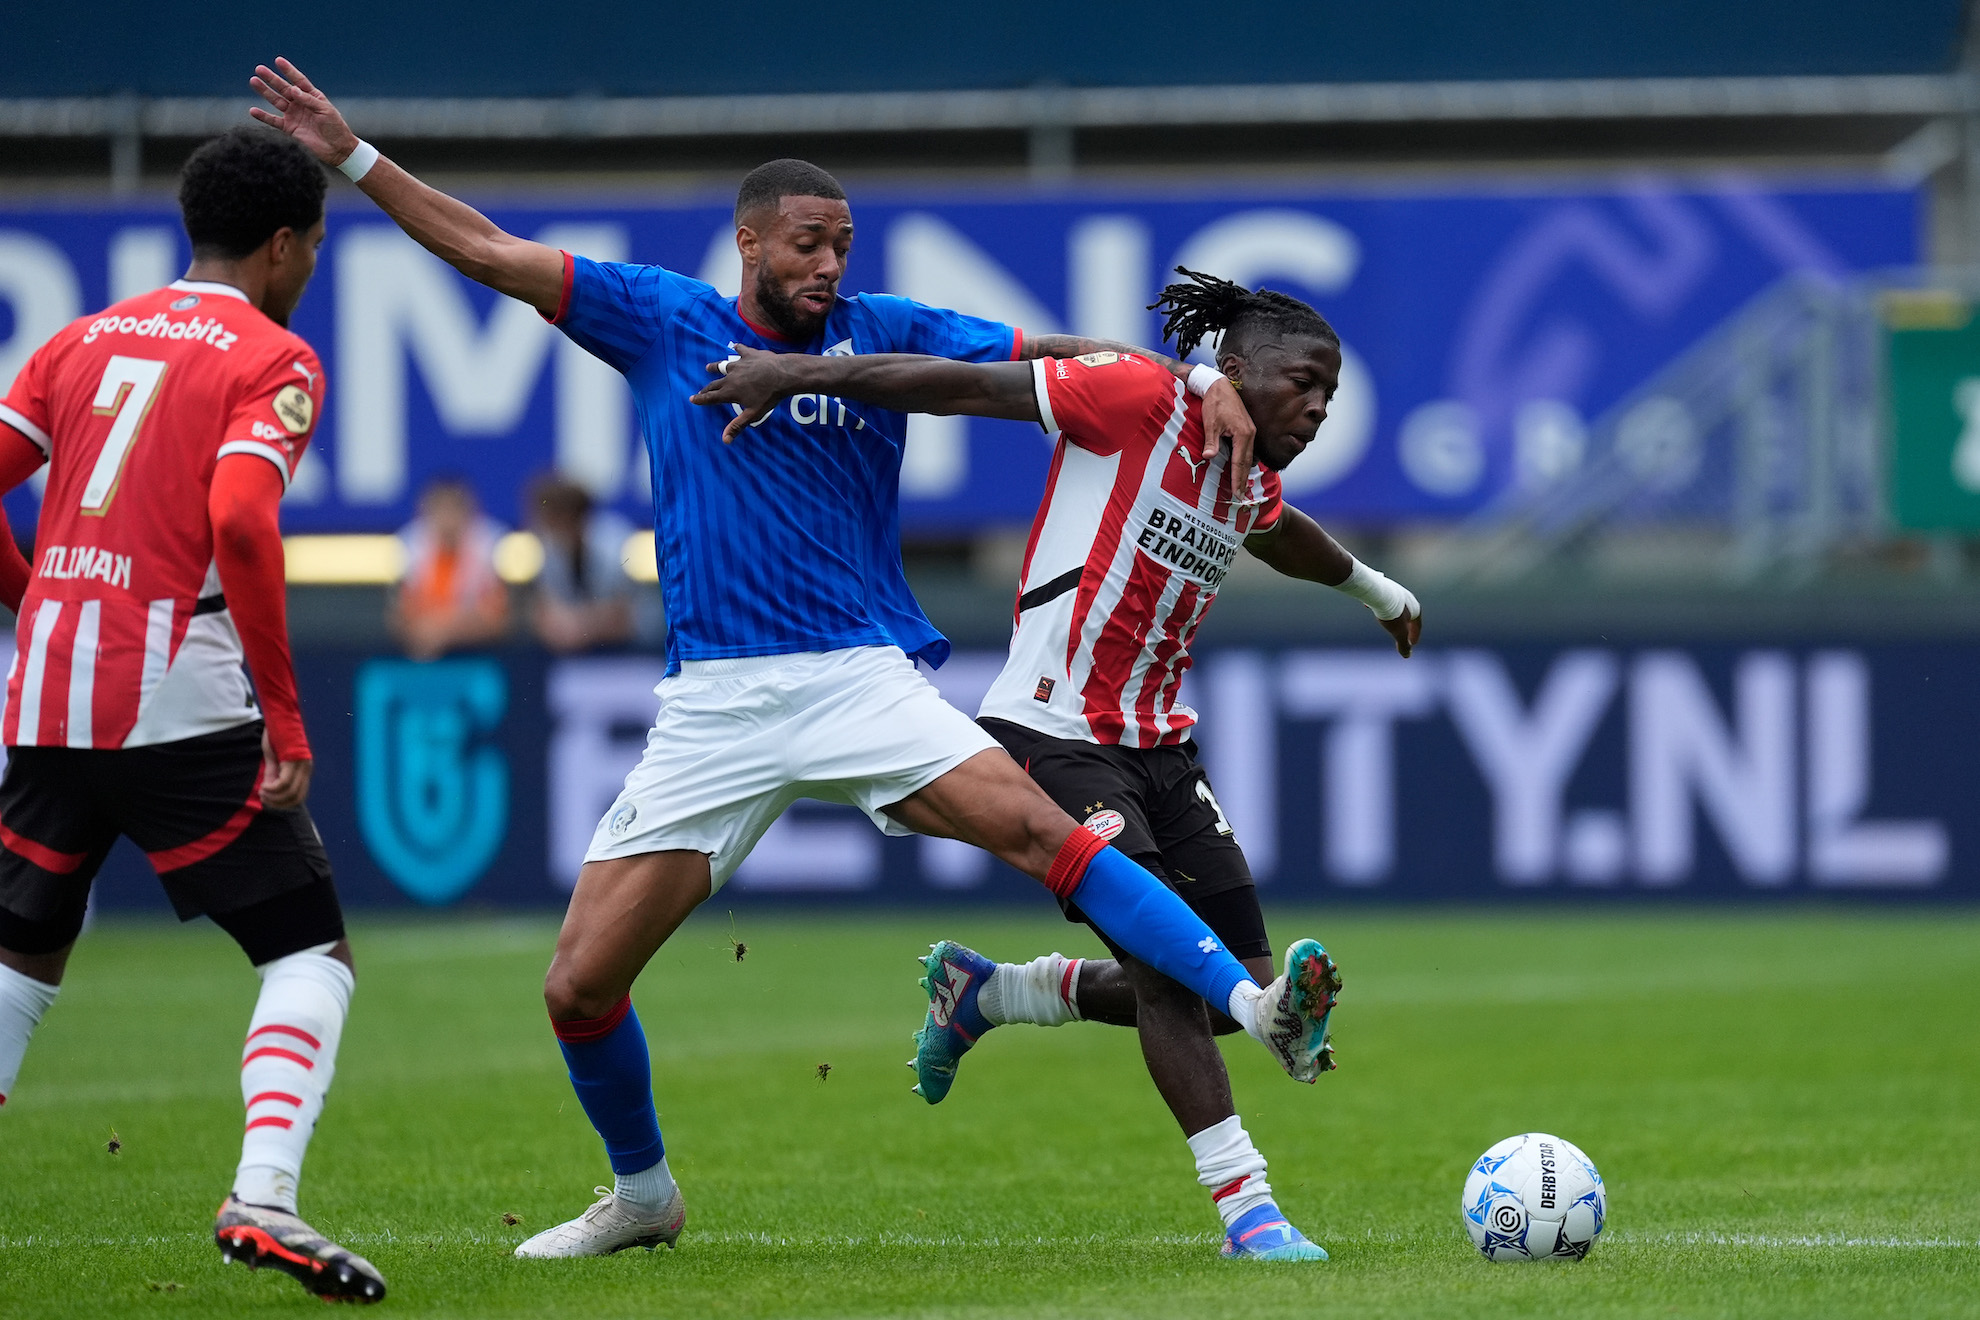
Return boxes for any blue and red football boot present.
[910,941,997,1104]
[1221,1202,1330,1261]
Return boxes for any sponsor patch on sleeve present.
[273,383,314,435]
[1074,351,1122,368]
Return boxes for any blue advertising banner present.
[0,178,1917,534]
[70,639,1977,912]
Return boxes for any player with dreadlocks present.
[696,267,1422,1260]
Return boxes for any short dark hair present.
[1149,267,1339,361]
[178,127,328,260]
[734,158,846,225]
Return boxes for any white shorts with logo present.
[584,645,1000,890]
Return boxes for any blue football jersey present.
[549,253,1018,674]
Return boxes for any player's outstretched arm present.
[691,346,1038,444]
[1017,334,1254,473]
[1247,505,1421,657]
[249,58,564,316]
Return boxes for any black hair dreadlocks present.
[1149,266,1338,360]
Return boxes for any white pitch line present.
[1613,1231,1980,1250]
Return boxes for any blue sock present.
[552,997,664,1175]
[1061,841,1255,1013]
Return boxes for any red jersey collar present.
[735,304,797,344]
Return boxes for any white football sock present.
[614,1155,677,1210]
[0,962,59,1107]
[977,954,1082,1027]
[1187,1114,1275,1229]
[233,942,353,1213]
[1226,982,1268,1041]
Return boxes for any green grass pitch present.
[2,908,1976,1317]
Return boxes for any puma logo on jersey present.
[290,360,319,389]
[39,545,131,590]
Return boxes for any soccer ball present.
[1461,1132,1605,1261]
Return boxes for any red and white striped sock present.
[0,962,59,1107]
[1188,1114,1275,1230]
[978,953,1082,1026]
[232,943,353,1213]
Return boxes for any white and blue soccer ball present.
[1461,1132,1605,1262]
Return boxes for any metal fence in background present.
[1426,267,1980,586]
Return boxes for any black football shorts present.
[0,721,340,959]
[980,716,1270,963]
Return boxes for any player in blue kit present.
[251,58,1344,1258]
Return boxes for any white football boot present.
[1252,938,1343,1084]
[513,1185,687,1258]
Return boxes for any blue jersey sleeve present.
[860,294,1018,364]
[548,253,708,374]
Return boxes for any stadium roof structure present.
[7,0,1971,99]
[5,0,1978,195]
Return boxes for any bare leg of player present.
[888,751,1315,1055]
[514,850,710,1258]
[1070,954,1275,1036]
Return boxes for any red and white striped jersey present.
[0,280,319,749]
[979,352,1282,747]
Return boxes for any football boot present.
[1254,939,1342,1084]
[910,940,997,1104]
[213,1195,386,1302]
[513,1185,686,1258]
[1221,1201,1330,1261]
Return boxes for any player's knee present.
[1023,803,1077,863]
[542,958,618,1023]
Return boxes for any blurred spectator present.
[526,473,652,653]
[390,475,510,660]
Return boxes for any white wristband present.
[337,140,379,183]
[1186,362,1227,397]
[1336,558,1419,622]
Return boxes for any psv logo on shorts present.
[1084,808,1127,840]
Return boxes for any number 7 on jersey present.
[82,355,168,515]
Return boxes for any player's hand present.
[1380,606,1421,659]
[690,345,796,443]
[260,731,314,809]
[1200,376,1255,474]
[249,58,362,169]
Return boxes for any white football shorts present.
[583,645,1001,890]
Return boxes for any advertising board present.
[0,180,1916,532]
[68,639,1971,910]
